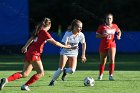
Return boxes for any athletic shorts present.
[99,46,116,53]
[24,51,41,62]
[99,42,116,53]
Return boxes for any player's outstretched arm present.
[47,38,71,49]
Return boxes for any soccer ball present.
[84,77,95,86]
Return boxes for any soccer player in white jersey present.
[49,19,86,86]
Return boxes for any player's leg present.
[49,55,68,86]
[98,51,108,80]
[108,47,116,80]
[61,56,77,81]
[21,60,44,91]
[0,61,32,90]
[65,56,77,74]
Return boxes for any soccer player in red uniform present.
[96,13,121,80]
[0,18,72,91]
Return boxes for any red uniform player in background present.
[96,13,121,80]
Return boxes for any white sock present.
[99,74,103,77]
[65,68,75,74]
[52,68,63,81]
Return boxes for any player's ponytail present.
[32,17,51,37]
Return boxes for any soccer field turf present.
[0,71,140,93]
[0,54,140,93]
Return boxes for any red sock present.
[7,72,22,82]
[25,74,39,86]
[109,63,115,76]
[99,64,105,76]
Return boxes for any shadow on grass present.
[0,54,140,71]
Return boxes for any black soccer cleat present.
[49,80,54,86]
[0,78,8,90]
[61,68,67,81]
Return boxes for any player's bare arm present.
[96,32,108,38]
[81,42,86,63]
[21,36,34,53]
[116,30,121,40]
[47,38,71,49]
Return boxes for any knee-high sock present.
[65,68,75,74]
[7,72,22,82]
[99,64,105,76]
[25,74,39,86]
[52,68,63,81]
[109,63,115,76]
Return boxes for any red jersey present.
[96,24,120,52]
[25,29,52,62]
[27,29,52,54]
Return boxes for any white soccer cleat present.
[98,76,102,80]
[98,75,103,80]
[98,74,103,80]
[0,78,8,90]
[21,85,30,91]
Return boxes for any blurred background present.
[0,0,140,55]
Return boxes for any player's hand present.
[117,35,121,40]
[102,33,108,37]
[81,56,86,63]
[21,46,27,53]
[64,45,72,49]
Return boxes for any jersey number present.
[107,35,112,39]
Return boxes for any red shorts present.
[99,47,108,53]
[24,51,41,62]
[99,44,116,53]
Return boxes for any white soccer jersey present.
[60,31,85,56]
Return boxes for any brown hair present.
[32,17,51,37]
[105,13,113,18]
[69,19,82,30]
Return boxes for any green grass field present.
[0,54,140,93]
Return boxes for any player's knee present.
[110,59,115,63]
[22,73,29,78]
[36,72,44,78]
[41,72,44,77]
[58,68,64,72]
[40,71,44,77]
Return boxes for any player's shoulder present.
[41,29,51,37]
[64,30,72,36]
[112,23,118,27]
[64,30,71,33]
[78,32,85,38]
[40,29,47,34]
[98,24,105,29]
[79,31,84,35]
